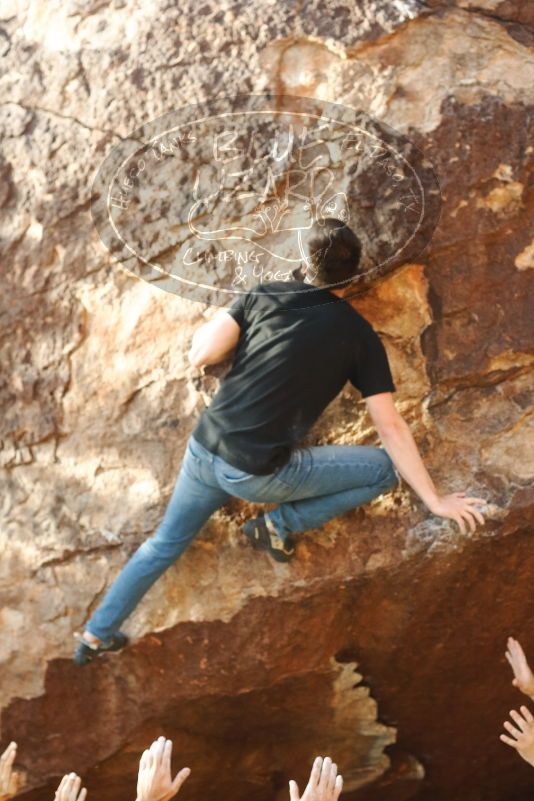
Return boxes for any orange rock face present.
[0,1,532,800]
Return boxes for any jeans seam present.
[279,460,386,476]
[275,458,390,495]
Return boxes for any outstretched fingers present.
[54,775,68,798]
[172,767,191,793]
[162,739,173,776]
[501,704,534,765]
[139,749,150,772]
[326,760,338,795]
[505,637,534,693]
[151,737,167,768]
[317,757,332,793]
[54,772,86,801]
[500,733,519,749]
[510,709,530,733]
[324,758,343,800]
[318,756,343,800]
[503,720,523,740]
[0,741,17,788]
[289,757,343,801]
[55,773,74,800]
[323,757,344,801]
[306,756,323,790]
[69,774,82,801]
[0,742,17,765]
[288,779,300,801]
[507,638,526,666]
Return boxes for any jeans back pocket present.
[216,460,253,483]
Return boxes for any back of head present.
[304,217,362,288]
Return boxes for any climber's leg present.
[213,442,397,541]
[265,474,396,537]
[83,438,230,643]
[265,443,398,537]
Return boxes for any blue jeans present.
[86,434,398,641]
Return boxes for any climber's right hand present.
[427,491,486,534]
[289,756,343,801]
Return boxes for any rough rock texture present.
[0,1,533,800]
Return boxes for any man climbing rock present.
[73,217,486,664]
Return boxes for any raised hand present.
[289,756,343,801]
[0,742,18,800]
[136,737,190,801]
[500,706,534,767]
[427,492,486,534]
[54,773,87,801]
[506,637,534,698]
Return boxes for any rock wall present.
[0,1,532,800]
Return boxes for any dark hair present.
[305,217,362,287]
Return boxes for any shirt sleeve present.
[349,323,396,397]
[225,292,248,327]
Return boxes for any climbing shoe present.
[73,631,129,665]
[242,514,295,563]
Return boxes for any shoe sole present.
[242,519,295,563]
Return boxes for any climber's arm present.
[365,391,487,534]
[366,393,439,509]
[188,311,241,368]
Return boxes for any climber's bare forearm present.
[378,418,439,510]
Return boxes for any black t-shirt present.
[191,279,396,475]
